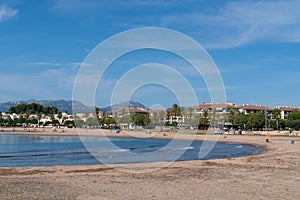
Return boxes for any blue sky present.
[0,0,300,108]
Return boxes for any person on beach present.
[291,140,295,145]
[266,135,272,143]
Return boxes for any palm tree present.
[188,107,193,129]
[166,109,171,120]
[203,109,209,119]
[166,104,182,127]
[171,104,179,118]
[203,110,209,129]
[272,109,281,130]
[227,109,236,124]
[95,107,100,118]
[198,110,209,130]
[37,113,42,127]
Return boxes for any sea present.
[0,134,261,167]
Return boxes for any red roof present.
[193,103,238,110]
[277,106,300,112]
[239,104,272,111]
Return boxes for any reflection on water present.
[0,134,261,167]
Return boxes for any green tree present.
[165,121,178,127]
[64,120,75,128]
[18,116,26,124]
[203,110,209,119]
[246,112,265,130]
[0,114,3,125]
[286,119,300,130]
[57,112,63,120]
[198,118,209,130]
[98,117,104,126]
[6,118,13,127]
[227,109,238,124]
[132,114,151,127]
[85,117,99,127]
[104,117,116,128]
[287,110,300,120]
[8,103,59,115]
[52,106,58,114]
[170,104,181,118]
[50,114,55,121]
[199,110,209,130]
[95,107,100,118]
[51,119,59,126]
[74,119,85,128]
[29,118,38,125]
[233,113,249,129]
[272,109,281,130]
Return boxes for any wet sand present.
[0,128,299,199]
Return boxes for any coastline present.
[0,128,299,199]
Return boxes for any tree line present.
[0,103,66,127]
[3,103,300,131]
[8,103,58,115]
[84,113,152,129]
[228,109,300,131]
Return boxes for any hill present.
[0,100,148,114]
[0,100,93,114]
[100,101,148,112]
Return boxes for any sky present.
[0,0,300,109]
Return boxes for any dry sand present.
[0,128,299,200]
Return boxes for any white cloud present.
[161,0,300,48]
[51,0,300,49]
[52,0,101,13]
[52,0,182,13]
[220,65,259,74]
[0,5,18,23]
[25,62,93,68]
[0,67,78,102]
[195,85,244,92]
[25,62,63,67]
[66,62,93,67]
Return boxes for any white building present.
[276,106,300,119]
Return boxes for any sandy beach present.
[0,128,299,200]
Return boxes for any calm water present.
[0,134,260,167]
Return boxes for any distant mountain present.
[100,101,148,112]
[0,100,93,114]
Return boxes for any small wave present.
[236,145,243,148]
[160,146,196,151]
[93,149,130,153]
[181,147,195,150]
[109,149,129,152]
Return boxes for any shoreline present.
[0,127,297,170]
[0,133,264,169]
[0,128,299,199]
[0,127,270,149]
